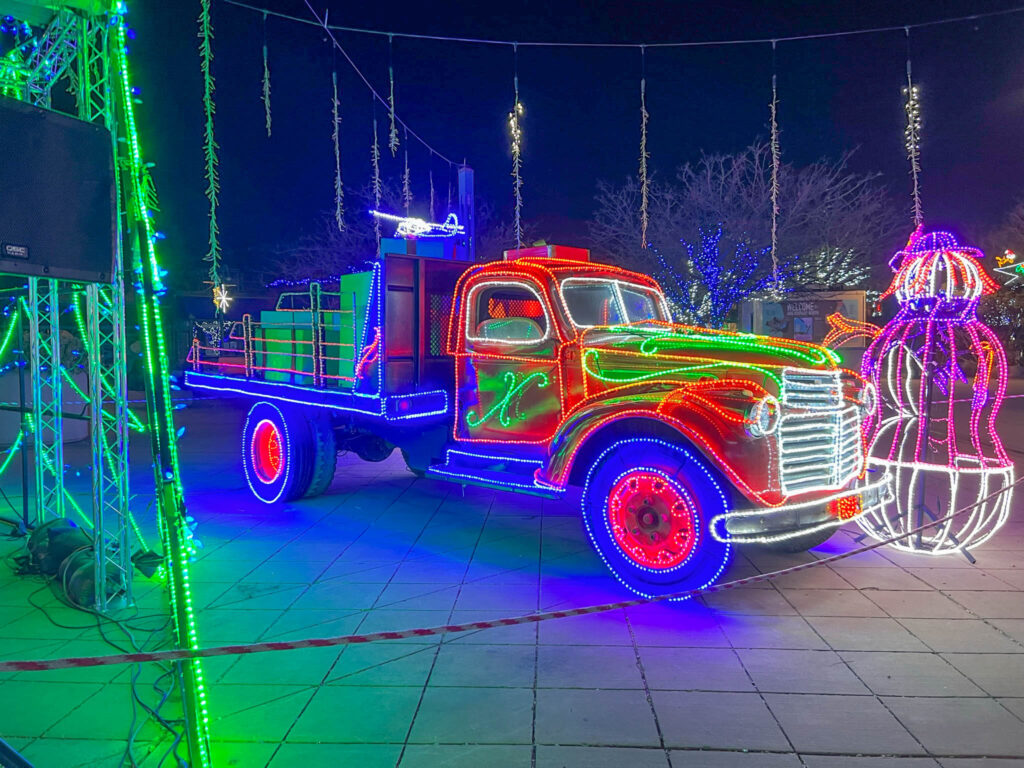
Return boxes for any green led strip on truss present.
[112,4,211,764]
[0,296,151,551]
[0,306,19,361]
[70,290,146,433]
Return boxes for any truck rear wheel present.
[242,401,336,503]
[581,439,732,600]
[401,448,425,478]
[303,412,338,498]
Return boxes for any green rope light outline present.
[599,324,840,366]
[638,333,833,366]
[465,370,550,428]
[582,348,783,389]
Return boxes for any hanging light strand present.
[903,27,923,227]
[402,128,412,215]
[429,167,436,221]
[372,113,382,246]
[261,11,271,136]
[639,45,650,249]
[388,34,399,155]
[198,0,222,295]
[301,1,456,166]
[769,40,781,294]
[509,42,524,249]
[331,69,344,231]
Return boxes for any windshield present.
[561,279,668,328]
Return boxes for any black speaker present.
[0,96,116,283]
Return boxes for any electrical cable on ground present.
[3,472,1020,674]
[1,538,181,767]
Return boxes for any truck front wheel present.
[749,523,835,553]
[242,401,336,503]
[582,439,732,600]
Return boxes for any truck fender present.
[537,392,774,505]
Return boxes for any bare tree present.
[675,142,901,276]
[268,182,403,281]
[591,142,903,305]
[589,175,691,273]
[655,225,799,328]
[987,198,1024,257]
[268,182,544,281]
[476,201,542,261]
[800,247,870,290]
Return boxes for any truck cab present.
[186,242,879,598]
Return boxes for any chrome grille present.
[781,368,842,410]
[779,369,862,495]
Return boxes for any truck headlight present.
[747,395,780,438]
[859,382,878,417]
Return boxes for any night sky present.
[132,0,1024,280]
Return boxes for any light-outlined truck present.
[186,239,881,597]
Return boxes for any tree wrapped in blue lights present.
[653,224,796,329]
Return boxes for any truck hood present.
[579,324,839,388]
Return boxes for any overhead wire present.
[224,0,1024,194]
[224,0,1024,49]
[300,0,457,166]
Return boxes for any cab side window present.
[469,283,548,343]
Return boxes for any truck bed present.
[184,249,467,425]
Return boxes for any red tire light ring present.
[607,471,699,569]
[251,418,284,484]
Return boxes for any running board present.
[425,448,562,499]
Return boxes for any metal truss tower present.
[4,2,132,612]
[1,2,210,763]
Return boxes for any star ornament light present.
[207,282,233,313]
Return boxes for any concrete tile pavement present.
[0,398,1022,766]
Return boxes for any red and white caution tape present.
[2,476,1020,673]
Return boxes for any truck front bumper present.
[711,470,893,545]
